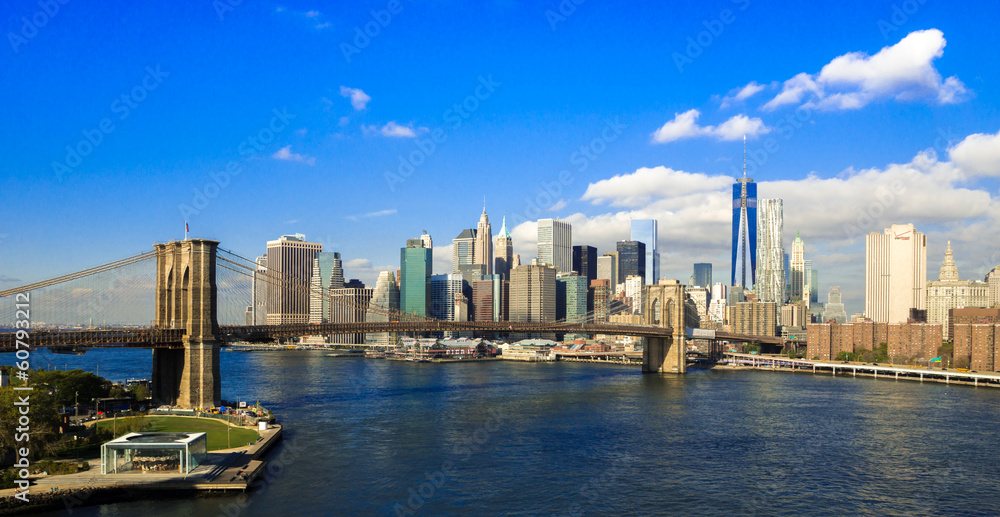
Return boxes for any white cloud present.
[652,110,770,144]
[948,129,1000,177]
[271,145,316,165]
[720,81,767,109]
[363,121,424,138]
[344,258,371,268]
[763,29,967,111]
[548,199,568,211]
[347,209,398,222]
[305,10,320,18]
[339,86,371,111]
[315,22,331,29]
[582,166,733,207]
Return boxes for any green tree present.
[31,369,110,408]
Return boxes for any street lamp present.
[75,391,79,422]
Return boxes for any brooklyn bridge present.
[1,239,792,409]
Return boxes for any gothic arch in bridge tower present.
[152,239,221,409]
[642,280,686,374]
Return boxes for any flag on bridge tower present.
[185,221,189,240]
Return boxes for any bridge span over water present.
[1,239,798,408]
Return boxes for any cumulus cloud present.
[652,110,770,144]
[271,145,316,165]
[582,166,734,207]
[363,121,424,138]
[948,130,1000,177]
[339,86,371,111]
[720,81,767,109]
[763,29,968,111]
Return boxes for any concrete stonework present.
[152,239,221,409]
[642,281,687,374]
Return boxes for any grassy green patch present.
[95,416,260,450]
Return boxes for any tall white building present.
[755,199,785,304]
[988,265,1000,307]
[597,255,617,289]
[252,255,268,325]
[625,275,644,315]
[926,241,988,339]
[475,208,493,275]
[366,271,400,345]
[864,223,927,324]
[790,232,805,301]
[537,219,572,273]
[494,217,514,279]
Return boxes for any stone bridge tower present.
[642,280,687,374]
[151,239,221,409]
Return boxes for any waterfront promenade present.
[725,352,1000,387]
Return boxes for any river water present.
[5,348,1000,516]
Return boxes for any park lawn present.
[95,416,260,451]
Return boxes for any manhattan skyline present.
[2,1,1000,319]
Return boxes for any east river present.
[5,348,1000,516]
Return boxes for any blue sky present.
[2,0,1000,316]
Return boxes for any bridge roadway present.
[0,321,675,352]
[0,322,803,353]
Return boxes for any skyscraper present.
[309,251,343,324]
[693,263,712,289]
[556,273,588,324]
[599,252,619,291]
[617,240,646,285]
[630,219,660,284]
[452,229,476,274]
[475,208,493,275]
[755,199,784,304]
[252,255,267,325]
[430,274,465,322]
[732,141,757,288]
[494,216,514,280]
[400,236,432,318]
[366,271,400,345]
[572,245,598,283]
[266,234,322,325]
[509,262,557,323]
[329,286,373,344]
[537,219,572,273]
[864,223,927,323]
[790,232,805,300]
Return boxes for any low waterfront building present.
[101,432,208,475]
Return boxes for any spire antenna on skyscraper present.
[742,134,747,178]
